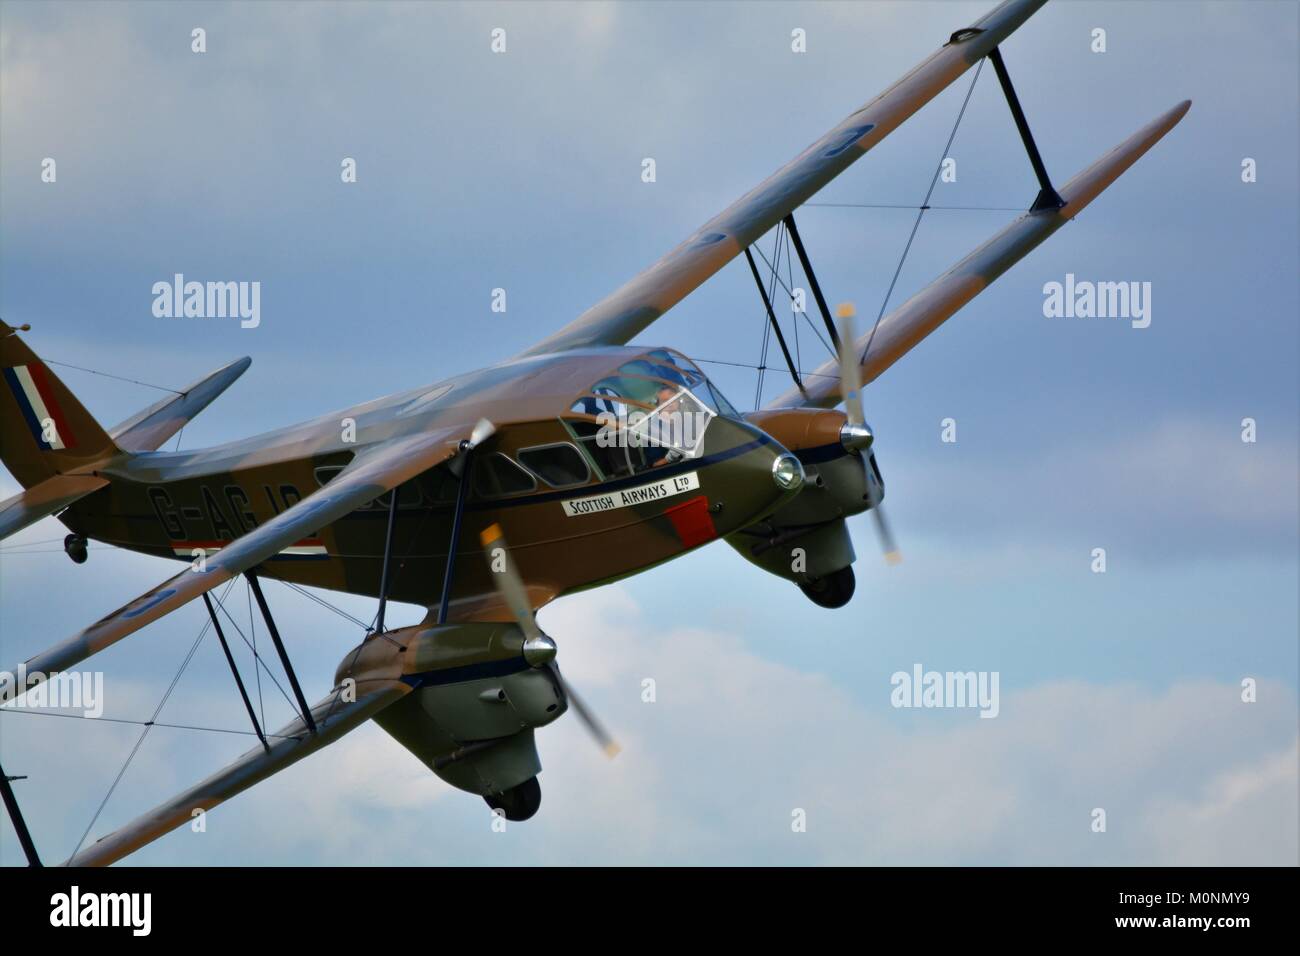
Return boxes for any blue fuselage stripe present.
[401,655,533,688]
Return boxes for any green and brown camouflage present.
[0,0,1192,865]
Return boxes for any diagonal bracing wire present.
[860,59,985,367]
[753,223,786,408]
[210,587,295,716]
[695,356,838,381]
[246,582,265,731]
[0,707,299,742]
[39,357,182,395]
[784,227,802,372]
[749,241,836,357]
[6,355,433,856]
[68,577,237,859]
[280,581,371,631]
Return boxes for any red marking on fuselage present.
[663,495,716,549]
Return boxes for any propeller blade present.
[469,418,497,449]
[835,302,865,427]
[479,523,540,640]
[555,666,622,758]
[835,303,900,563]
[864,455,902,566]
[449,418,495,479]
[479,523,620,758]
[871,502,902,566]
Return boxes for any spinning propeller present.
[835,303,902,566]
[479,523,621,758]
[454,418,497,468]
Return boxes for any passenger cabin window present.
[518,443,590,488]
[314,465,345,487]
[565,417,641,479]
[473,453,537,498]
[371,483,424,509]
[419,467,461,504]
[316,463,421,508]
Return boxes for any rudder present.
[1,321,118,487]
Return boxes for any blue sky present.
[1,0,1296,865]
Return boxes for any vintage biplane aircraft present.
[0,0,1188,865]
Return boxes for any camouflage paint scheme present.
[0,0,1192,865]
[46,346,800,615]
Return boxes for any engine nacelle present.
[341,621,568,807]
[730,408,884,606]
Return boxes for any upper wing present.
[65,675,411,866]
[768,100,1192,409]
[0,472,107,542]
[7,425,469,686]
[520,0,1046,357]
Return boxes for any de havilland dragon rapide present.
[0,0,1189,865]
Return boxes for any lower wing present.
[64,675,411,866]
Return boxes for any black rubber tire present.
[64,534,88,565]
[799,565,856,609]
[484,776,542,821]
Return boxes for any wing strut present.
[201,592,270,754]
[0,760,42,866]
[437,448,475,625]
[782,213,842,353]
[986,45,1064,212]
[743,246,806,399]
[374,489,400,634]
[245,572,317,735]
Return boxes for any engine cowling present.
[339,621,568,808]
[728,408,881,605]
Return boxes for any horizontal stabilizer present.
[110,356,251,452]
[0,473,108,542]
[770,99,1192,409]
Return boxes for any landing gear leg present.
[799,565,856,609]
[484,776,542,821]
[63,534,87,565]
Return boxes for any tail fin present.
[1,320,119,487]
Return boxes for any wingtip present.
[1154,99,1192,137]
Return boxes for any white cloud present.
[7,584,1291,866]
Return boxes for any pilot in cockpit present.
[648,384,686,467]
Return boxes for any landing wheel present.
[799,565,855,609]
[64,534,88,565]
[484,776,542,821]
